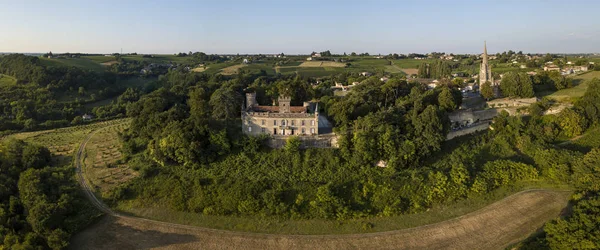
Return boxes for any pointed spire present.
[482,41,488,65]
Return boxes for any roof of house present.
[251,106,307,113]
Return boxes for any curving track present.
[72,129,571,250]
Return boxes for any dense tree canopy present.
[0,139,98,249]
[500,72,534,98]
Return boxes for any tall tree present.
[480,81,494,100]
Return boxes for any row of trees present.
[417,60,453,79]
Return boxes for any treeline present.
[417,60,453,79]
[0,139,99,249]
[0,54,135,132]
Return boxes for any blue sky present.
[1,0,599,54]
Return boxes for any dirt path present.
[71,129,571,250]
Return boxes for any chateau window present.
[310,128,315,134]
[281,120,285,126]
[273,128,277,134]
[261,128,265,133]
[311,120,315,126]
[273,120,277,126]
[302,128,305,134]
[291,120,295,126]
[302,120,305,126]
[262,120,265,125]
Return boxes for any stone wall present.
[446,122,490,140]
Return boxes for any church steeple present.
[479,41,493,87]
[482,41,488,65]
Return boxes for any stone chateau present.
[242,93,319,136]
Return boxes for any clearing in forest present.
[191,66,208,72]
[0,74,17,87]
[82,121,136,196]
[4,119,130,167]
[70,189,570,250]
[220,64,247,75]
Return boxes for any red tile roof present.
[252,106,307,113]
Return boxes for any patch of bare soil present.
[401,68,418,75]
[100,61,118,66]
[70,190,570,250]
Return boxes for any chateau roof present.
[252,105,307,113]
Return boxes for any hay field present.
[71,189,569,250]
[298,61,346,67]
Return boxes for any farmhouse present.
[544,65,560,71]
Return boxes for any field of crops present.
[39,57,106,72]
[5,119,129,167]
[82,120,136,196]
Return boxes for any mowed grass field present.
[83,120,136,197]
[547,70,600,102]
[39,57,106,72]
[73,189,570,250]
[0,74,17,87]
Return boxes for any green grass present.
[560,126,600,152]
[391,59,435,68]
[82,55,117,63]
[546,71,600,102]
[39,57,105,72]
[115,181,570,235]
[0,74,17,87]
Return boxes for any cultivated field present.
[5,119,129,167]
[39,57,105,72]
[220,64,247,75]
[71,189,570,250]
[298,61,346,67]
[82,120,135,196]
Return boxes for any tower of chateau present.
[479,41,494,85]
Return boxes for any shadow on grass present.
[69,215,199,250]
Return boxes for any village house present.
[544,65,560,71]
